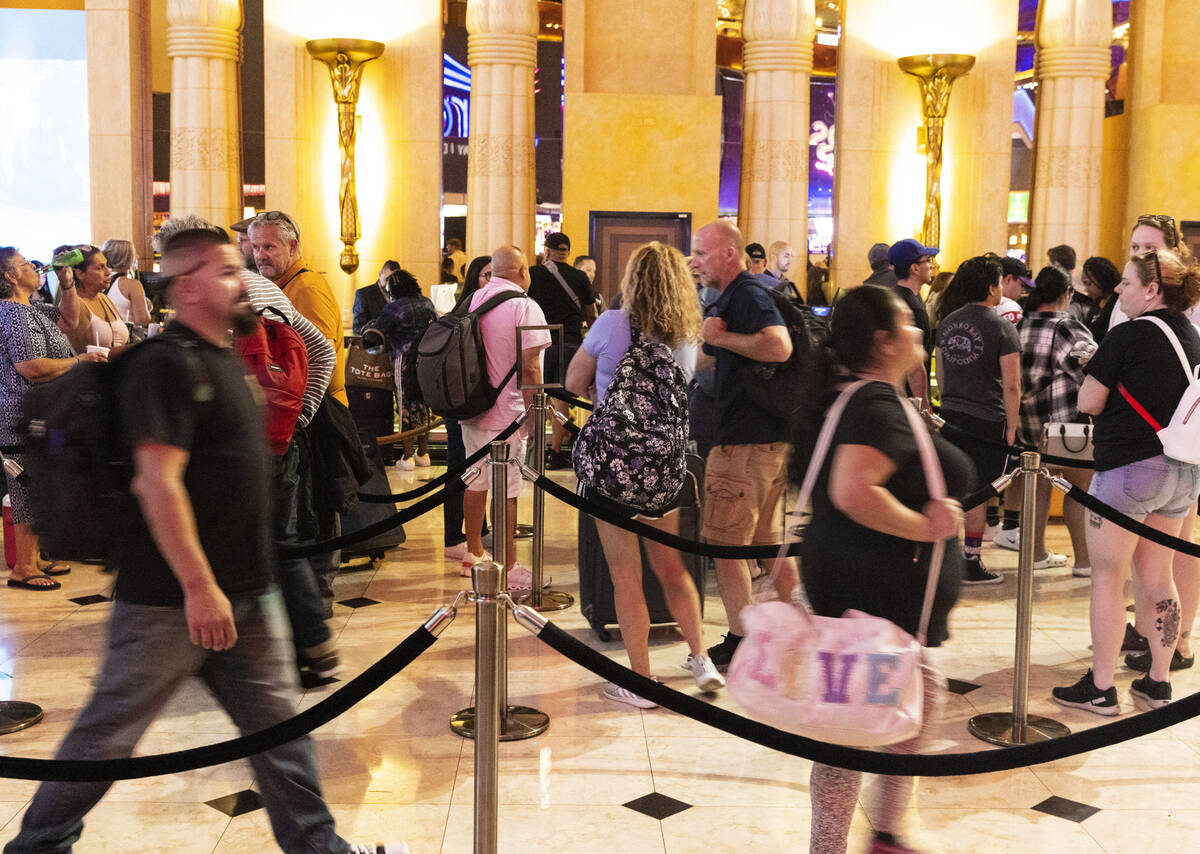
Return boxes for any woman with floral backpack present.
[565,242,724,707]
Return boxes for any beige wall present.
[561,0,721,253]
[262,0,442,320]
[1098,111,1130,264]
[1123,0,1200,241]
[831,0,1017,289]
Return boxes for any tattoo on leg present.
[1155,599,1181,648]
[1088,510,1103,529]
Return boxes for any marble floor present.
[0,461,1197,854]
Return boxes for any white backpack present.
[1120,316,1200,464]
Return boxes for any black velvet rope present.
[533,619,1200,776]
[0,625,438,782]
[277,486,449,559]
[534,474,801,558]
[1063,485,1200,558]
[960,483,998,513]
[356,417,524,504]
[544,388,593,410]
[939,421,1095,470]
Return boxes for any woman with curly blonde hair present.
[566,241,724,707]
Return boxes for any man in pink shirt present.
[461,245,551,589]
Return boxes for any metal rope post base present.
[969,452,1071,746]
[515,389,574,612]
[0,702,42,735]
[451,440,549,743]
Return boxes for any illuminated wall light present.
[854,0,992,57]
[267,0,432,42]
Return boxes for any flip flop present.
[7,574,61,591]
[39,562,71,576]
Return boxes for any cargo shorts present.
[701,442,789,546]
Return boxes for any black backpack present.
[737,284,817,421]
[414,290,526,419]
[20,335,203,562]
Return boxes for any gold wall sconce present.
[897,53,975,249]
[305,37,385,274]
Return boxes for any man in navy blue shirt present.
[691,220,794,670]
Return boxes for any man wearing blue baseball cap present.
[887,238,938,404]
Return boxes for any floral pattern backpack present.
[571,325,689,514]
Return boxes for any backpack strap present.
[450,288,526,317]
[259,305,290,325]
[1118,316,1199,431]
[544,261,582,309]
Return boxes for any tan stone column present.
[85,0,153,265]
[1122,0,1200,246]
[166,0,244,231]
[1028,0,1111,266]
[738,0,815,256]
[465,0,539,258]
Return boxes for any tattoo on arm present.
[1088,510,1103,529]
[1155,599,1181,648]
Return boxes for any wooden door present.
[588,212,692,308]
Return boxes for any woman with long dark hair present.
[795,284,969,854]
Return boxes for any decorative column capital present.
[466,0,539,40]
[743,0,816,44]
[1035,0,1111,78]
[166,0,243,61]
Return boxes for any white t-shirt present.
[995,296,1023,324]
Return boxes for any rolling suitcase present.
[346,385,395,463]
[339,439,405,570]
[577,453,708,641]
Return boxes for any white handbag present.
[727,380,947,747]
[1042,422,1094,462]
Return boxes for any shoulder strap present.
[452,288,525,318]
[259,305,290,325]
[1134,315,1196,380]
[544,261,582,309]
[776,380,947,645]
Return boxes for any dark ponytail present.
[1022,265,1071,313]
[791,285,904,485]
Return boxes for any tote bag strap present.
[775,379,948,646]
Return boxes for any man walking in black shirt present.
[4,230,406,854]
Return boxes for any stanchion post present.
[450,441,550,742]
[513,324,574,613]
[470,560,501,854]
[968,452,1071,746]
[490,440,510,717]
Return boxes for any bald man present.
[457,245,551,590]
[690,220,795,671]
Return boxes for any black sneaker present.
[545,449,572,470]
[706,632,742,673]
[1130,674,1172,709]
[962,557,1002,585]
[1123,648,1195,672]
[1121,623,1149,653]
[1051,669,1119,716]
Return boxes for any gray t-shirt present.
[936,302,1020,422]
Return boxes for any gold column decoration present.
[897,53,976,248]
[305,38,385,274]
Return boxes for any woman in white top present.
[100,238,151,326]
[566,241,724,707]
[68,246,130,353]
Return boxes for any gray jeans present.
[3,589,350,854]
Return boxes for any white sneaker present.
[506,562,552,590]
[414,454,431,467]
[444,542,473,562]
[683,653,726,692]
[459,550,492,576]
[1073,564,1092,578]
[1032,551,1068,570]
[396,457,416,471]
[603,682,657,709]
[993,527,1020,551]
[347,844,410,854]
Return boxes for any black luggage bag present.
[577,453,708,640]
[339,438,405,569]
[346,385,396,464]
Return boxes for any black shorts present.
[544,335,582,387]
[941,409,1011,485]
